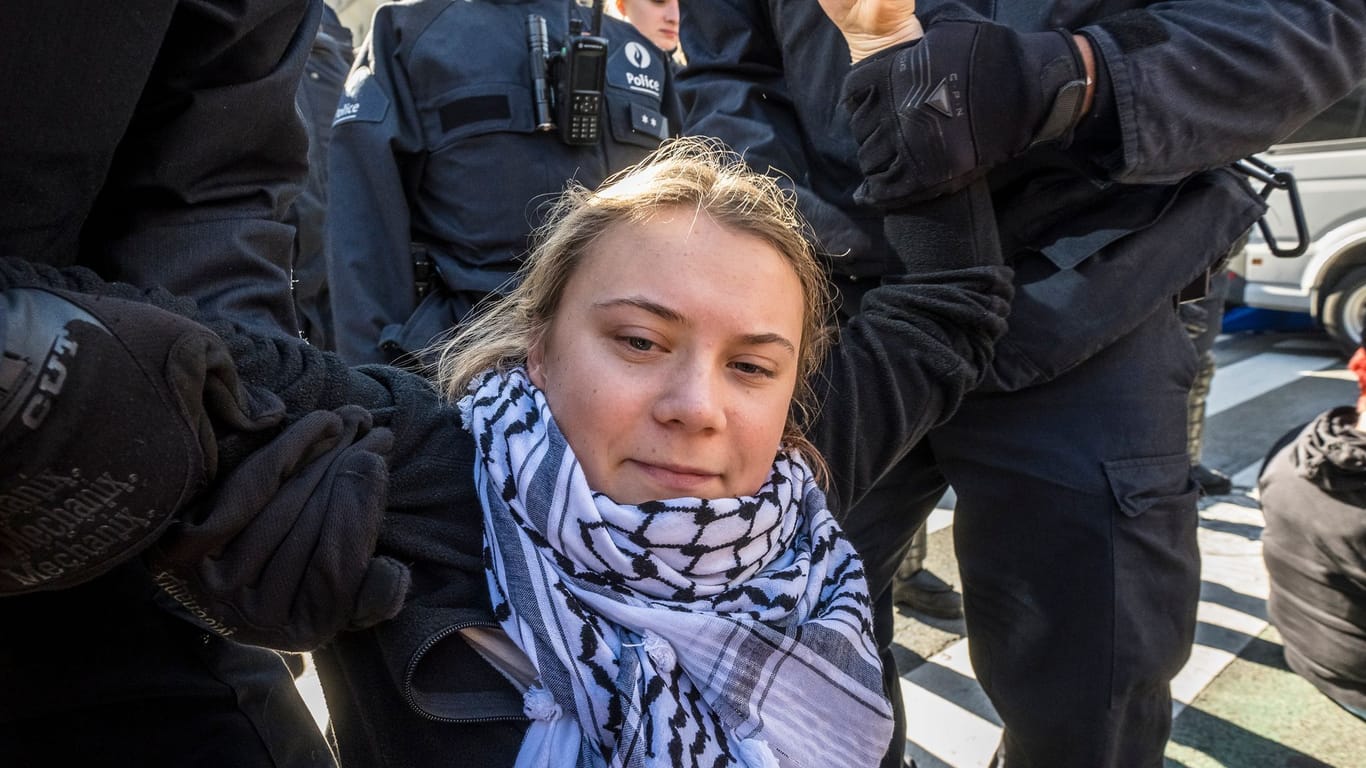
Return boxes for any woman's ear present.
[615,0,627,17]
[527,334,547,388]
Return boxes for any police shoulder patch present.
[333,66,390,126]
[607,40,665,102]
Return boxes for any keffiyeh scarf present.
[458,368,893,768]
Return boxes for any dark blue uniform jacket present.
[327,0,680,364]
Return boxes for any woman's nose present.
[654,365,725,432]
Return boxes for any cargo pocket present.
[1102,453,1201,707]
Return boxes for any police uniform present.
[326,0,679,365]
[679,1,1366,766]
[1,0,335,765]
[289,4,355,351]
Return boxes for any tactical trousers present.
[845,303,1201,768]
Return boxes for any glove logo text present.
[20,328,77,431]
[0,469,156,589]
[153,570,238,638]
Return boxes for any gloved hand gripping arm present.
[828,0,1096,205]
[0,276,285,595]
[0,258,414,650]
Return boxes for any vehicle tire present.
[1321,265,1366,355]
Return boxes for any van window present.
[1277,84,1366,146]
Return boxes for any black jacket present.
[1260,408,1366,716]
[0,0,316,336]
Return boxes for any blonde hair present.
[433,137,834,478]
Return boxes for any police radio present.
[557,22,608,145]
[527,0,609,146]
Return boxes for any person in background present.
[614,0,680,55]
[325,0,679,368]
[680,0,1366,765]
[1260,342,1366,722]
[0,1,346,765]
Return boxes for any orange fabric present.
[1349,347,1366,412]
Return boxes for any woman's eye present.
[732,361,775,378]
[623,336,655,352]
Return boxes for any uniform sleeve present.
[326,7,426,364]
[87,0,322,336]
[807,186,1014,514]
[1084,0,1366,183]
[678,0,804,181]
[678,0,877,265]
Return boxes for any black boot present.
[892,567,964,619]
[1193,463,1233,495]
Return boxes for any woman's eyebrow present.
[740,332,796,354]
[593,297,796,353]
[593,296,686,324]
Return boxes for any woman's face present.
[528,208,804,504]
[617,0,680,53]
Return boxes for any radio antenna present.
[589,0,604,36]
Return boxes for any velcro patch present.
[439,94,512,133]
[629,102,669,141]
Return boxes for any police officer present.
[679,0,1366,766]
[326,0,680,366]
[0,1,345,765]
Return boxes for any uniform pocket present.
[419,83,569,262]
[1102,453,1201,706]
[1103,453,1199,519]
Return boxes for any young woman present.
[306,138,1012,768]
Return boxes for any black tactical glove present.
[0,287,284,595]
[148,405,411,651]
[842,18,1089,206]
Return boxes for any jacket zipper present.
[402,619,530,724]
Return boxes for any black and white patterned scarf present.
[458,368,892,768]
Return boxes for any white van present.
[1231,83,1366,353]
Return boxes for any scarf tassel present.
[737,737,780,768]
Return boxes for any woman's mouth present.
[632,460,718,492]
